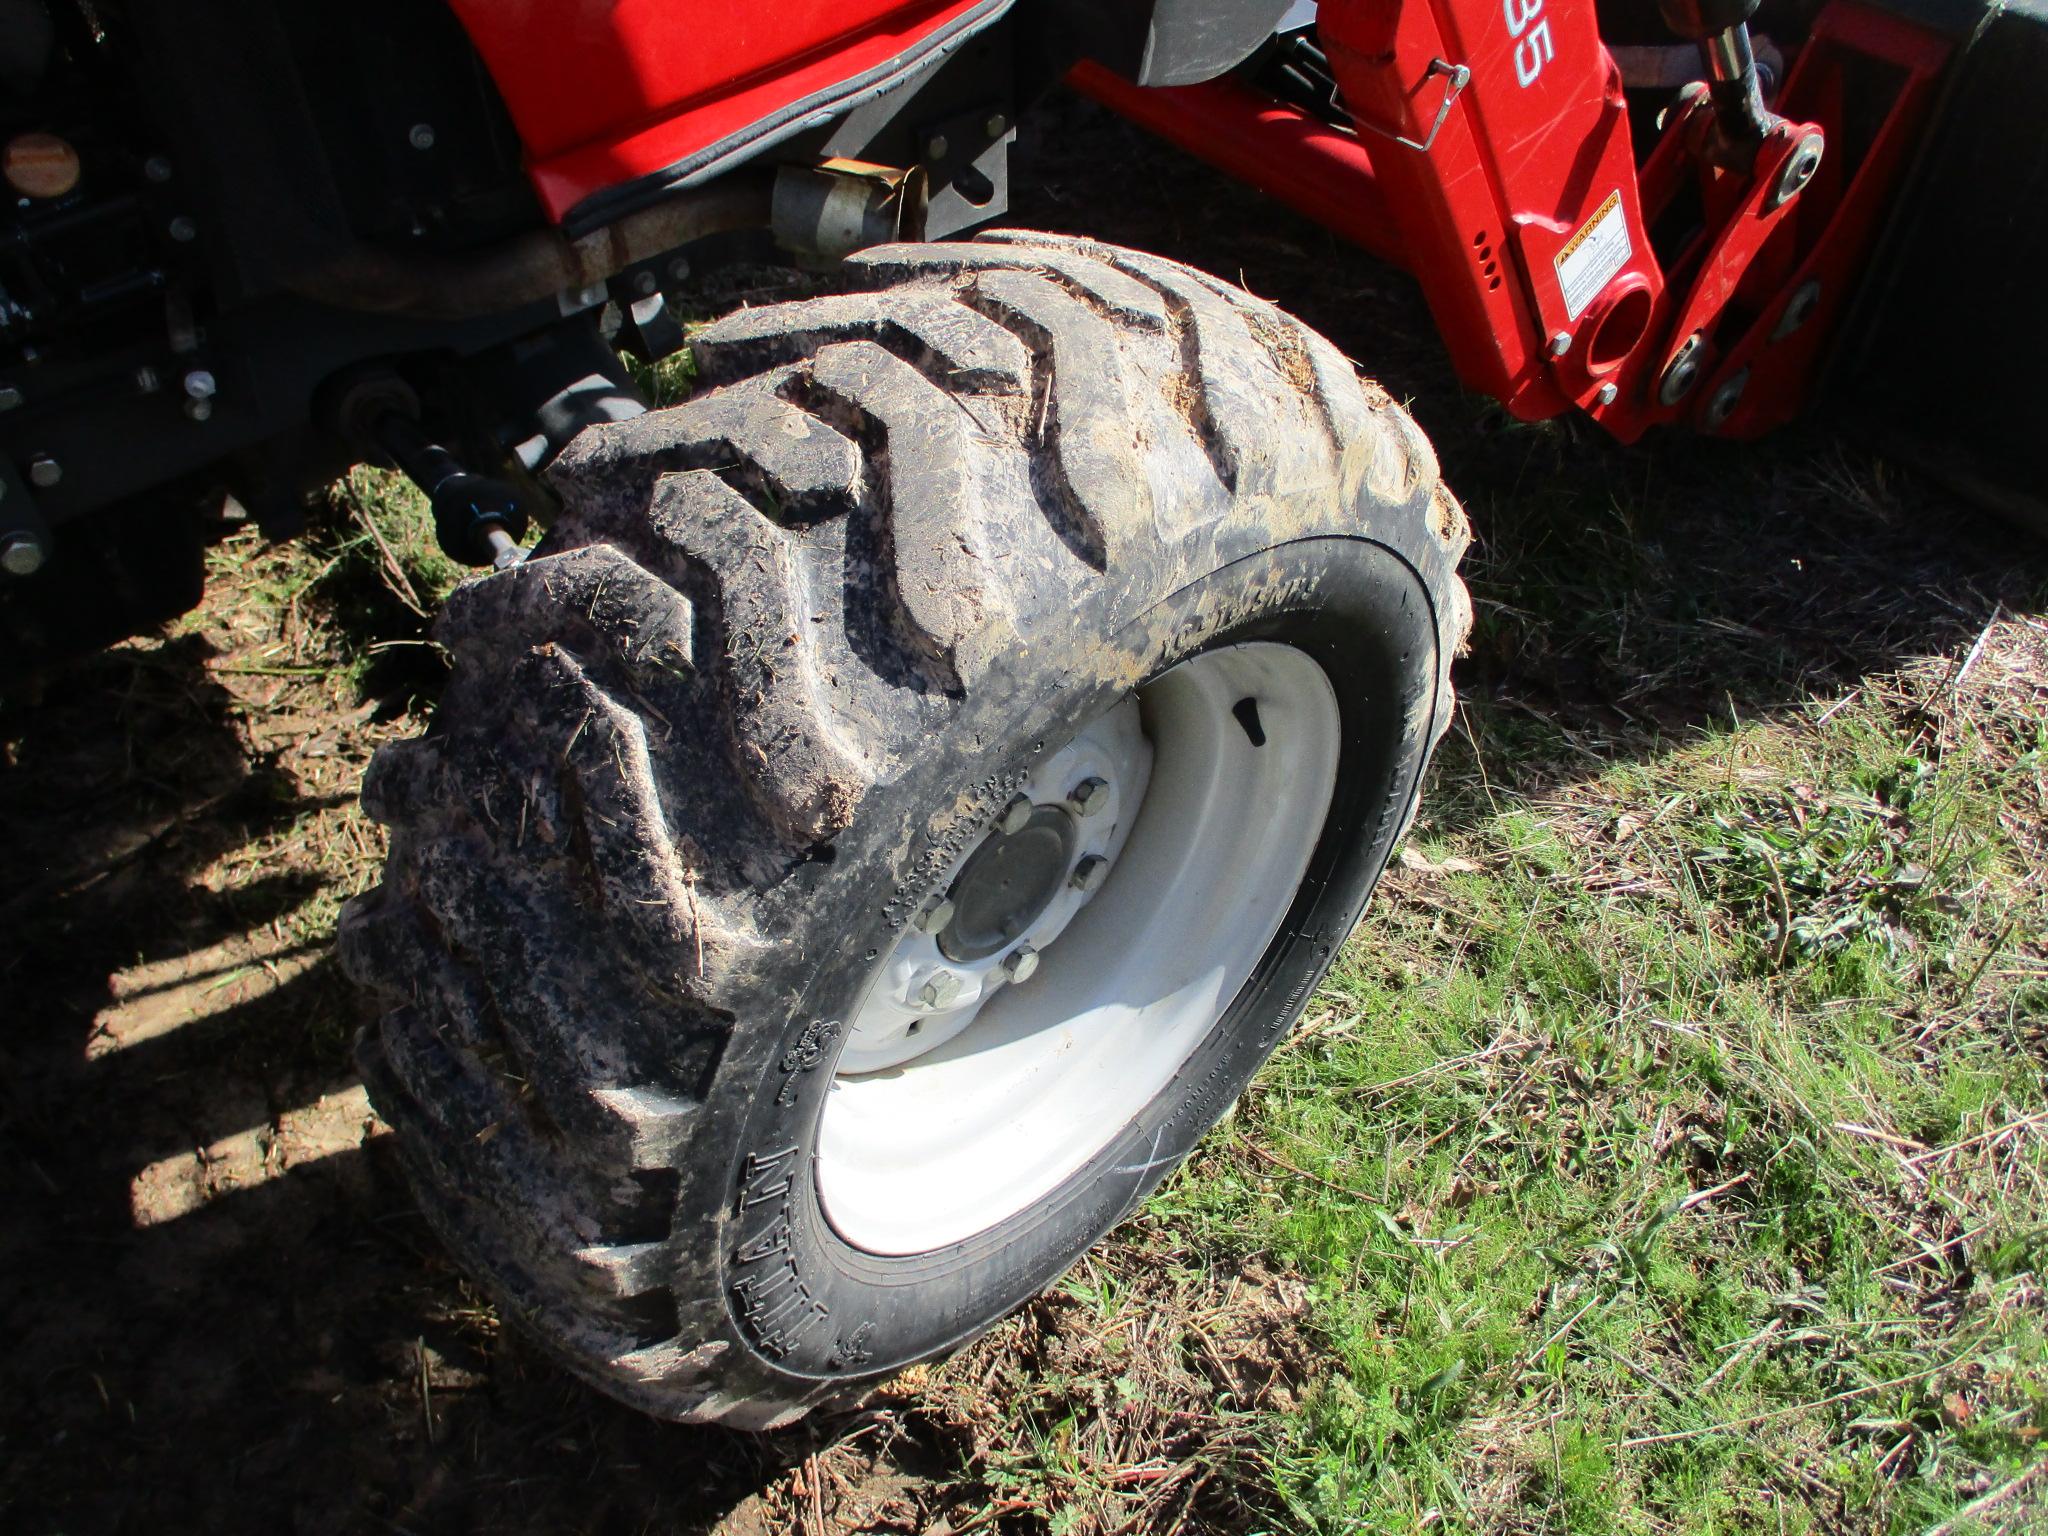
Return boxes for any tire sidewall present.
[702,531,1446,1387]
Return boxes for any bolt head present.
[985,113,1009,139]
[409,123,436,151]
[1705,368,1749,428]
[1548,331,1572,358]
[182,369,216,400]
[1595,382,1619,407]
[2,532,45,576]
[634,270,659,297]
[1070,854,1109,894]
[1658,335,1706,406]
[0,385,19,412]
[998,794,1033,835]
[167,215,196,243]
[1068,777,1110,817]
[143,155,173,184]
[27,453,61,487]
[1000,945,1039,984]
[926,134,949,162]
[668,255,692,283]
[917,969,965,1009]
[912,896,955,934]
[1774,280,1822,340]
[1774,134,1825,206]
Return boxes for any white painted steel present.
[817,643,1342,1255]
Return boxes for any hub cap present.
[817,642,1342,1255]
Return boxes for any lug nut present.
[408,122,436,151]
[912,896,955,934]
[1000,946,1039,984]
[998,794,1033,834]
[1068,777,1110,817]
[1594,381,1619,407]
[2,531,46,576]
[917,969,965,1009]
[1070,855,1109,894]
[27,453,61,487]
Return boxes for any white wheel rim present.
[816,642,1342,1256]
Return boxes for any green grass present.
[938,637,2048,1534]
[1244,683,2048,1533]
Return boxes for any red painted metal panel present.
[1317,0,1660,421]
[446,0,990,223]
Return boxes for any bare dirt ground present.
[3,96,2042,1534]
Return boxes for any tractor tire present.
[339,230,1471,1426]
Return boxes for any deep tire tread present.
[343,230,1469,1423]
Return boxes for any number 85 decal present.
[1504,0,1554,87]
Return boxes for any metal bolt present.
[1657,333,1706,406]
[997,794,1033,834]
[133,367,159,393]
[985,113,1009,139]
[1594,381,1619,407]
[167,215,196,242]
[408,123,436,151]
[926,134,949,162]
[634,270,659,297]
[1704,367,1749,429]
[912,896,955,934]
[1548,331,1572,358]
[2,532,45,576]
[27,453,61,487]
[1773,279,1821,341]
[143,155,173,183]
[184,398,212,422]
[1068,777,1110,817]
[1070,854,1109,894]
[0,385,20,412]
[917,969,965,1009]
[668,255,691,283]
[1771,133,1824,209]
[1000,945,1040,985]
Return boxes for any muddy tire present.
[340,230,1471,1425]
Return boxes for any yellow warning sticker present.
[1555,190,1631,320]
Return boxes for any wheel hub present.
[939,805,1079,962]
[817,642,1343,1256]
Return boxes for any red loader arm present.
[1077,0,1951,443]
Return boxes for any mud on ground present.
[4,96,2043,1534]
